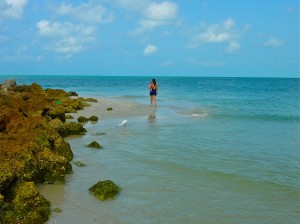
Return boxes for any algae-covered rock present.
[46,105,66,122]
[65,122,86,135]
[87,141,102,149]
[49,118,69,137]
[0,182,51,224]
[65,114,74,119]
[78,116,89,122]
[53,136,73,162]
[36,149,72,184]
[68,91,78,96]
[89,115,98,121]
[0,168,15,193]
[106,107,113,111]
[89,180,120,201]
[83,98,98,102]
[0,194,4,208]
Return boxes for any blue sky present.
[0,0,299,77]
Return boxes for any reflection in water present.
[148,107,156,122]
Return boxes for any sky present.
[0,0,299,77]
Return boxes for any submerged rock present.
[89,180,120,201]
[87,141,102,149]
[0,182,51,223]
[106,107,113,111]
[74,161,86,167]
[52,208,62,213]
[89,115,98,121]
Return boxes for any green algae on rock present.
[77,116,89,122]
[0,182,51,224]
[89,115,99,121]
[89,180,120,201]
[0,80,96,223]
[87,141,102,149]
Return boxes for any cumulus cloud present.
[143,44,158,56]
[129,1,178,35]
[37,20,96,55]
[192,18,244,54]
[0,0,28,20]
[264,37,283,48]
[226,41,240,54]
[37,2,114,57]
[54,2,114,24]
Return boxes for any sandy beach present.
[71,97,155,120]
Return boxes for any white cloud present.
[143,44,158,56]
[192,18,244,54]
[54,2,114,24]
[129,1,178,35]
[37,20,96,55]
[0,0,28,20]
[196,18,238,43]
[264,37,283,48]
[226,41,240,54]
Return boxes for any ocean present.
[1,75,299,223]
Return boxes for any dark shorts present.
[150,89,157,96]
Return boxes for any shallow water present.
[1,75,299,223]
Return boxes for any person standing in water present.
[149,78,158,107]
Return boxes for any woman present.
[149,78,158,107]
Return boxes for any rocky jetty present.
[0,80,96,223]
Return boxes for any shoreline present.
[70,97,156,120]
[0,82,106,223]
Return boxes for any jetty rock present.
[0,81,93,222]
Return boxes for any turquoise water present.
[1,76,299,223]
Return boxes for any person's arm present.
[156,84,158,94]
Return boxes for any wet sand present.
[71,98,155,120]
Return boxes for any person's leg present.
[150,95,153,106]
[153,95,156,107]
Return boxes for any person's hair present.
[152,79,156,86]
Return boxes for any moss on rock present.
[89,180,120,201]
[77,116,89,122]
[65,122,86,135]
[87,141,102,149]
[89,115,99,121]
[0,182,51,224]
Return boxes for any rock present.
[83,98,98,102]
[89,180,120,201]
[46,105,66,122]
[53,137,73,162]
[106,107,113,111]
[52,208,62,213]
[36,148,72,184]
[68,91,78,96]
[0,194,3,208]
[89,115,98,121]
[65,114,74,119]
[77,116,89,122]
[74,161,86,167]
[65,122,86,135]
[49,118,68,137]
[1,79,16,91]
[0,182,51,223]
[87,141,102,149]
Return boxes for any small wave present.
[176,108,208,118]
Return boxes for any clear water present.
[1,75,299,223]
